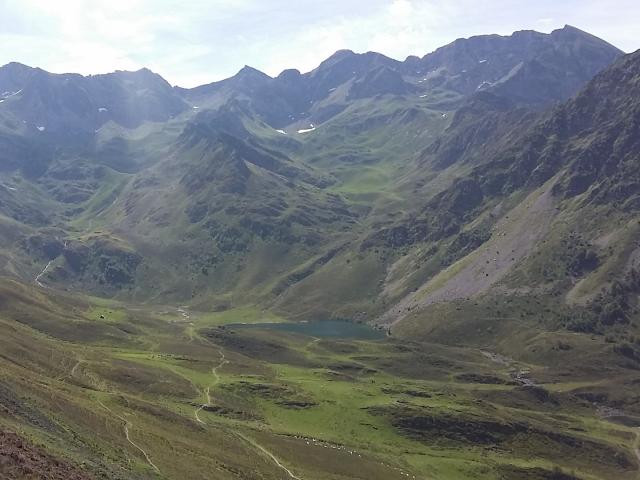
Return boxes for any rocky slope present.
[379,50,640,354]
[0,25,629,327]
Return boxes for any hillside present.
[1,25,639,480]
[1,277,639,480]
[0,26,622,308]
[382,49,640,334]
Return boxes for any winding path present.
[35,260,53,287]
[195,350,228,424]
[70,360,82,377]
[192,340,302,479]
[176,305,302,478]
[234,431,302,480]
[97,398,161,474]
[57,357,84,382]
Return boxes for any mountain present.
[0,25,623,304]
[0,64,187,132]
[1,26,639,480]
[406,25,623,106]
[377,49,640,332]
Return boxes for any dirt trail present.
[70,360,82,377]
[35,260,53,287]
[193,344,303,479]
[234,431,302,480]
[176,306,197,342]
[57,357,84,382]
[97,398,160,474]
[195,349,228,424]
[177,306,191,322]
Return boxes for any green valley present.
[0,23,639,480]
[1,279,638,479]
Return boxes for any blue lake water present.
[228,320,385,340]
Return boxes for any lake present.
[227,320,386,340]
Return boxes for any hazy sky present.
[1,0,638,87]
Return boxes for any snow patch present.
[297,124,316,134]
[192,106,199,109]
[479,59,488,63]
[441,113,448,119]
[37,126,46,132]
[419,94,428,98]
[1,89,22,99]
[98,107,108,113]
[276,129,287,135]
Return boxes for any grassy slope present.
[0,89,460,315]
[0,278,638,480]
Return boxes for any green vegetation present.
[0,26,638,480]
[1,279,639,479]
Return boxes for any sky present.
[0,0,638,87]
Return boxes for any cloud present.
[0,0,637,87]
[388,0,413,22]
[258,1,454,77]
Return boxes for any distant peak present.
[277,68,302,80]
[316,49,398,72]
[114,67,163,80]
[550,24,624,53]
[111,67,158,77]
[332,49,356,58]
[236,65,270,78]
[322,49,357,65]
[560,24,583,32]
[363,50,389,58]
[551,24,587,36]
[510,29,543,38]
[0,61,33,71]
[103,67,174,90]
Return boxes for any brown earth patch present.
[0,430,93,480]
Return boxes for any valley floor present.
[1,281,639,480]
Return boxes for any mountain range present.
[1,24,640,480]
